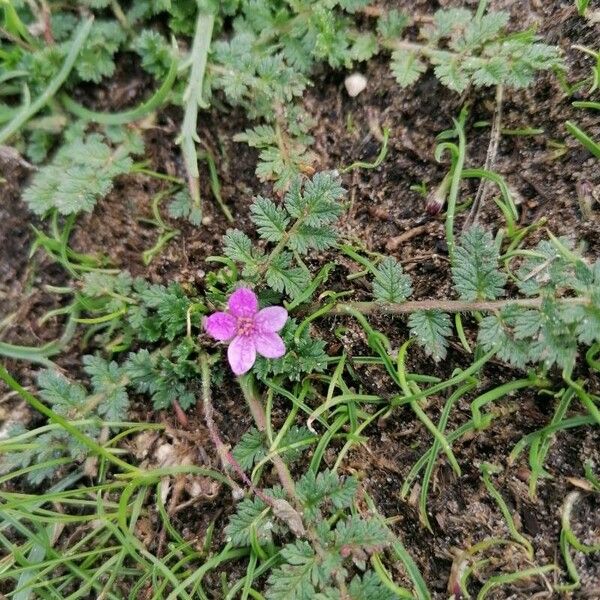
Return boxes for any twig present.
[464,84,504,230]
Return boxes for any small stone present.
[344,73,367,97]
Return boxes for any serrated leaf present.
[452,226,506,300]
[296,470,358,520]
[267,253,310,299]
[433,8,472,39]
[377,10,409,40]
[234,125,278,148]
[348,572,396,600]
[390,49,426,87]
[225,495,279,547]
[477,311,529,369]
[22,135,131,215]
[284,172,345,227]
[350,33,377,62]
[168,189,201,226]
[434,60,469,92]
[83,355,129,421]
[232,428,266,471]
[373,257,412,303]
[266,540,319,600]
[287,225,338,254]
[76,20,126,83]
[133,29,171,79]
[408,310,452,361]
[251,196,290,242]
[334,515,389,554]
[37,371,87,415]
[223,229,262,270]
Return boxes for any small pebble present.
[344,73,367,97]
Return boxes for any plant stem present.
[445,115,467,260]
[198,353,287,509]
[179,11,215,214]
[321,295,588,316]
[238,375,298,500]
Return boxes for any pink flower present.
[204,288,288,375]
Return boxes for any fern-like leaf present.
[408,310,452,361]
[23,135,132,215]
[251,196,290,242]
[390,49,426,87]
[452,226,506,300]
[373,257,412,303]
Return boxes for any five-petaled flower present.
[204,288,288,375]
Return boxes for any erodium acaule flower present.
[204,288,288,375]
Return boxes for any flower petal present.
[204,312,236,341]
[228,288,258,318]
[228,335,257,375]
[256,306,288,332]
[254,332,286,359]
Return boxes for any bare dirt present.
[1,1,599,598]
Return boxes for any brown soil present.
[1,1,599,598]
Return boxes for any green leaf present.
[287,225,338,254]
[457,12,509,50]
[350,33,378,62]
[348,572,397,600]
[82,271,132,297]
[408,310,452,361]
[234,125,277,148]
[266,252,310,299]
[83,355,129,421]
[452,226,506,300]
[223,229,262,271]
[433,8,472,39]
[433,60,469,92]
[296,470,358,520]
[373,257,412,303]
[377,10,409,40]
[225,494,282,547]
[390,50,426,87]
[168,189,202,226]
[37,370,87,415]
[334,515,389,554]
[76,20,126,83]
[133,29,172,79]
[284,172,345,227]
[251,196,290,242]
[477,309,529,369]
[516,238,575,296]
[267,540,319,600]
[232,428,266,471]
[22,135,131,215]
[254,319,328,382]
